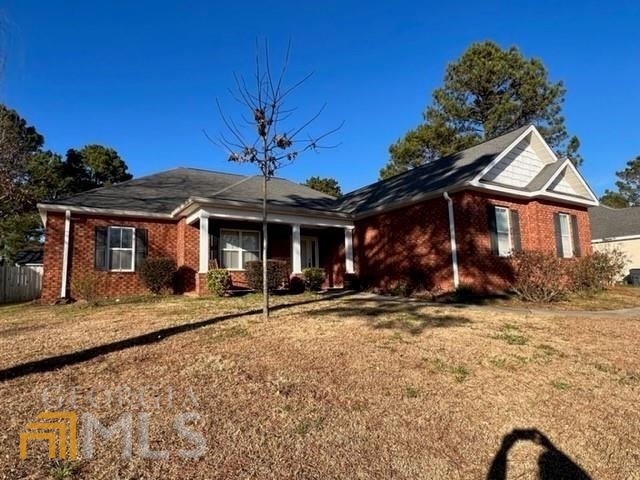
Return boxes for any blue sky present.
[2,0,638,195]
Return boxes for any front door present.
[301,236,319,268]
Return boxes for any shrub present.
[511,251,570,302]
[571,249,628,294]
[389,280,411,297]
[207,268,231,296]
[245,260,289,291]
[289,275,305,294]
[303,267,325,291]
[73,272,105,305]
[139,258,176,294]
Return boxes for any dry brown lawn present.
[0,293,639,479]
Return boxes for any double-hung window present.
[108,227,135,271]
[94,226,147,272]
[494,207,512,257]
[488,205,521,257]
[554,213,580,258]
[220,229,260,270]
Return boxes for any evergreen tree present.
[381,41,580,179]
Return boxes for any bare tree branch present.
[211,40,341,320]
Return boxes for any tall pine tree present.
[381,41,580,179]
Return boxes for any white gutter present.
[443,192,459,289]
[37,203,173,220]
[60,210,71,298]
[592,234,640,244]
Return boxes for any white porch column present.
[292,224,302,274]
[344,227,355,274]
[198,211,210,273]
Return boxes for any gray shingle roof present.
[589,205,640,240]
[335,125,530,214]
[40,168,336,215]
[42,125,576,219]
[14,249,43,265]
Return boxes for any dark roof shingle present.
[40,168,336,215]
[335,125,530,214]
[589,205,640,240]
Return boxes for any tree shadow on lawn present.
[0,291,354,383]
[308,298,472,335]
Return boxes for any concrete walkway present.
[345,291,640,319]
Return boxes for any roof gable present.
[481,130,556,188]
[336,125,530,214]
[470,126,598,206]
[546,165,592,198]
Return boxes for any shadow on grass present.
[307,298,472,334]
[0,291,353,383]
[487,428,591,480]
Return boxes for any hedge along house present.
[38,125,598,301]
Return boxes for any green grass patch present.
[496,324,528,345]
[452,365,469,383]
[551,380,570,390]
[404,386,419,398]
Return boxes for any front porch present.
[188,208,355,294]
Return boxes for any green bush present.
[303,267,325,291]
[139,258,176,294]
[511,251,569,302]
[207,268,231,296]
[571,249,628,294]
[245,260,289,291]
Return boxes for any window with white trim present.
[488,205,521,257]
[495,207,512,257]
[558,213,573,258]
[220,229,260,270]
[108,226,135,271]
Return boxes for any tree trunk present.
[262,174,269,320]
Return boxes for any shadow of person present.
[487,428,591,480]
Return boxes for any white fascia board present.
[592,234,640,244]
[540,159,599,204]
[37,203,173,219]
[469,125,539,185]
[188,205,354,228]
[469,182,598,207]
[39,210,47,228]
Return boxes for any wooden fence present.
[0,265,42,303]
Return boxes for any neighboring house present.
[590,205,640,280]
[37,125,598,301]
[14,249,44,270]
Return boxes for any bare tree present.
[211,40,340,319]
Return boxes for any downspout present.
[60,210,71,298]
[442,192,459,289]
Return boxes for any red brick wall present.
[354,197,453,292]
[42,214,181,301]
[452,191,591,291]
[41,212,66,301]
[354,190,592,293]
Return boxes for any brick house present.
[38,125,598,301]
